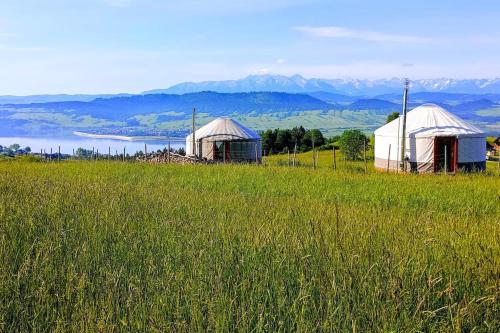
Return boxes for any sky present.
[1,0,500,94]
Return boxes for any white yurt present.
[186,117,261,162]
[374,103,486,173]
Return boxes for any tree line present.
[261,127,370,160]
[260,126,326,155]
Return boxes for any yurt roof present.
[186,117,260,141]
[374,104,485,138]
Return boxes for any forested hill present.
[0,91,498,137]
[2,92,331,121]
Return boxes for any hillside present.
[346,99,401,113]
[0,91,498,137]
[1,159,498,331]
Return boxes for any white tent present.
[374,103,486,173]
[186,117,261,162]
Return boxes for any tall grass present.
[0,160,499,331]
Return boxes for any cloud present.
[276,58,286,64]
[294,26,430,43]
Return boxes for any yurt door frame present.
[433,136,458,173]
[213,141,231,162]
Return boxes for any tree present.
[75,147,93,158]
[386,112,399,124]
[275,129,292,152]
[302,129,325,151]
[291,126,306,148]
[339,129,368,160]
[9,144,20,151]
[261,129,276,155]
[24,146,31,153]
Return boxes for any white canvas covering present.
[186,117,261,160]
[374,104,486,172]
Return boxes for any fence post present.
[145,143,147,160]
[255,143,258,164]
[108,146,111,160]
[58,146,60,162]
[444,145,447,175]
[333,147,337,170]
[312,136,316,170]
[363,139,367,173]
[123,147,126,162]
[50,148,52,161]
[497,150,500,173]
[387,144,391,173]
[167,136,171,163]
[287,147,290,167]
[223,142,226,164]
[293,143,297,167]
[96,149,99,161]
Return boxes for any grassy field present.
[0,158,499,332]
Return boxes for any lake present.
[0,136,185,155]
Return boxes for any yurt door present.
[434,137,457,173]
[224,141,231,162]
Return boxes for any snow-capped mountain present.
[143,75,500,96]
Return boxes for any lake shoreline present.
[73,131,184,142]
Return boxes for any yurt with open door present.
[374,103,486,173]
[186,117,261,162]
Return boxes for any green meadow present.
[0,158,499,332]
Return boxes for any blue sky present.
[1,0,500,94]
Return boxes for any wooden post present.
[192,107,196,159]
[255,142,258,164]
[167,137,171,163]
[96,149,99,161]
[108,146,111,160]
[287,147,290,167]
[363,139,367,173]
[293,143,297,167]
[58,146,60,162]
[400,79,410,172]
[312,133,315,169]
[40,148,43,160]
[223,141,226,164]
[444,145,447,175]
[50,148,52,161]
[333,147,337,170]
[72,148,75,159]
[497,150,500,173]
[123,147,126,162]
[144,143,147,160]
[387,144,391,173]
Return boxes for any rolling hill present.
[0,90,498,137]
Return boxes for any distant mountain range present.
[0,75,498,137]
[143,74,500,96]
[1,90,498,137]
